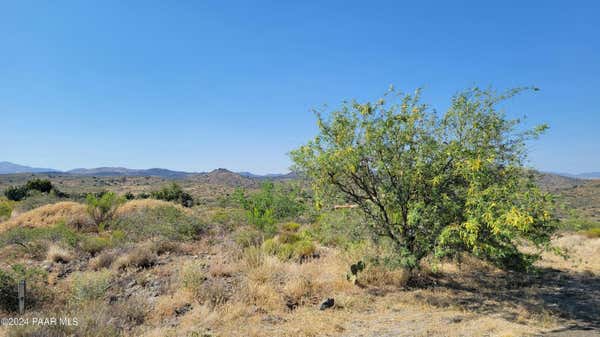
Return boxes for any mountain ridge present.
[0,161,292,179]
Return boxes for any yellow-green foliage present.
[262,222,316,261]
[583,228,600,238]
[71,270,112,303]
[291,87,558,271]
[0,199,13,221]
[80,236,112,255]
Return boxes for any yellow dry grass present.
[538,233,600,273]
[0,201,89,233]
[114,199,189,217]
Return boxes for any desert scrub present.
[583,227,600,238]
[262,223,316,261]
[180,261,207,297]
[0,222,81,253]
[113,246,157,270]
[86,191,125,227]
[0,265,49,312]
[234,226,263,248]
[111,205,205,241]
[70,270,112,303]
[46,244,74,263]
[0,199,13,221]
[79,235,112,256]
[312,208,367,247]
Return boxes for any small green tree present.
[25,178,53,193]
[151,183,194,207]
[86,192,125,228]
[234,182,305,233]
[4,185,29,201]
[291,87,557,271]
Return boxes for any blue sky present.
[1,1,599,174]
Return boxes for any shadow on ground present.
[415,268,600,334]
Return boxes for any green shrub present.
[80,236,112,256]
[86,192,125,227]
[25,179,53,193]
[261,225,316,261]
[71,270,112,303]
[4,185,29,201]
[0,199,13,221]
[0,222,81,251]
[312,209,367,247]
[234,182,305,233]
[111,206,205,241]
[151,183,194,207]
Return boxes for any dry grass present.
[46,244,74,263]
[113,246,157,270]
[0,201,91,233]
[114,199,189,217]
[537,233,600,273]
[89,250,118,270]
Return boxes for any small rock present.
[319,298,335,310]
[286,299,298,311]
[175,303,192,316]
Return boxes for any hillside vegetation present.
[1,88,599,337]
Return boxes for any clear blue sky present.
[1,1,599,174]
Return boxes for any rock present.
[319,298,335,310]
[285,299,298,311]
[175,303,192,316]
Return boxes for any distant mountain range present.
[550,172,600,180]
[0,161,59,174]
[0,161,292,179]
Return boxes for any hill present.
[0,161,58,174]
[67,167,192,179]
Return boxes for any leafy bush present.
[291,87,558,272]
[151,183,194,207]
[86,192,125,227]
[234,182,305,233]
[111,205,205,241]
[312,208,367,247]
[261,223,316,261]
[0,199,13,221]
[4,185,29,201]
[3,179,66,202]
[25,179,53,193]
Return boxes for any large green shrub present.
[150,183,194,207]
[25,179,53,193]
[291,87,558,271]
[4,185,29,201]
